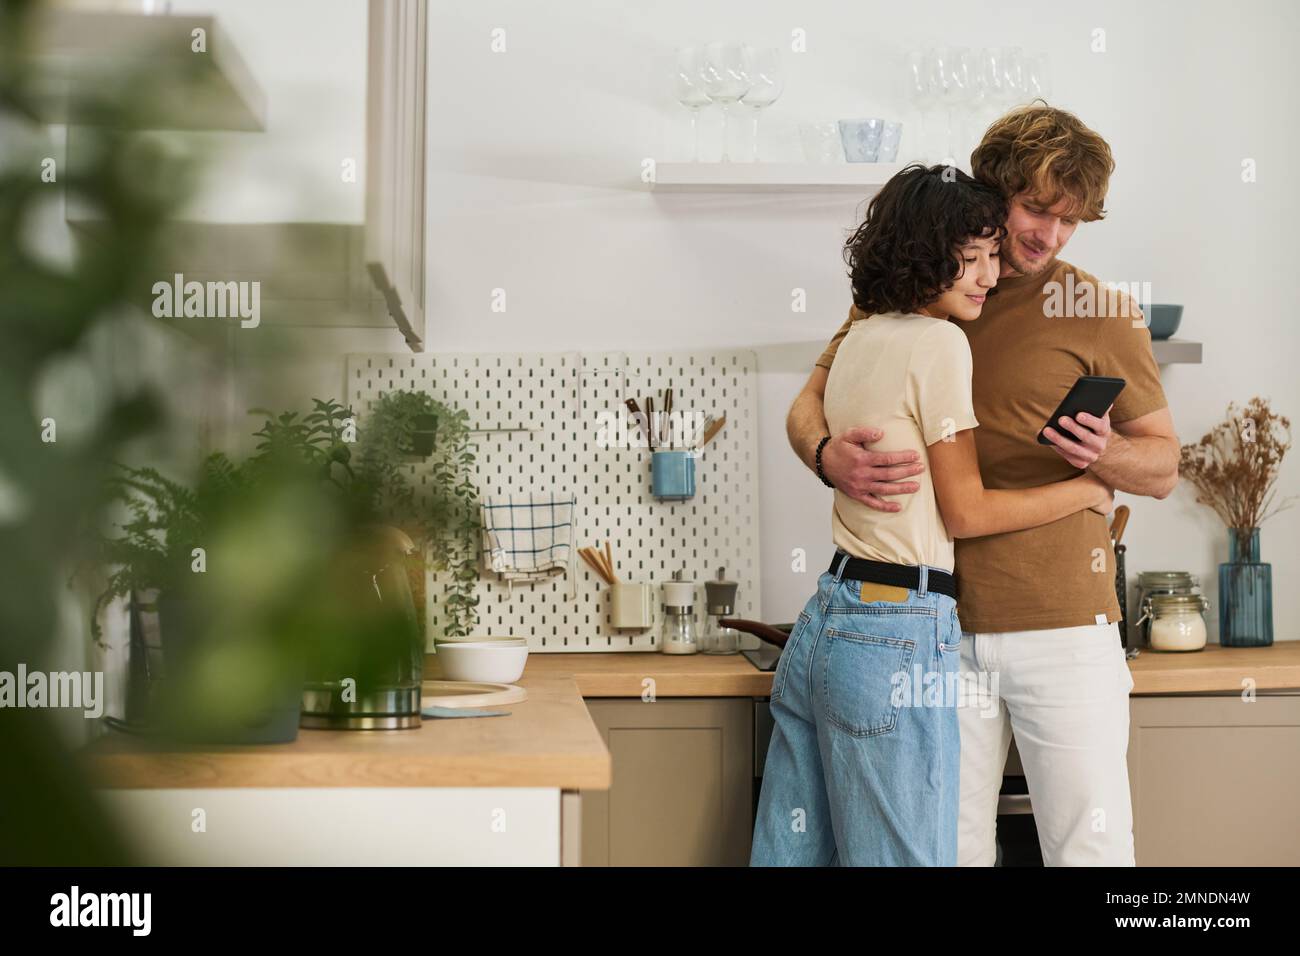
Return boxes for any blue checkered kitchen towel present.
[481,492,576,583]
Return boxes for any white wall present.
[415,0,1300,639]
[192,0,1299,639]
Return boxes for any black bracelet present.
[815,435,835,489]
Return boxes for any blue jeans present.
[750,554,962,866]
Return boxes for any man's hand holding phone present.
[1042,408,1114,469]
[1038,375,1125,470]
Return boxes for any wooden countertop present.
[1125,641,1300,694]
[450,642,1300,698]
[431,650,776,697]
[84,674,611,791]
[85,642,1298,791]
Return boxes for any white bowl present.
[436,639,527,647]
[434,642,529,683]
[441,640,528,648]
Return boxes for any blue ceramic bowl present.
[1144,304,1183,340]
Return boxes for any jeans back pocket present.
[821,625,917,737]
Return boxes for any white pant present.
[956,623,1136,866]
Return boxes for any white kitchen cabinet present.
[364,0,427,352]
[101,787,576,866]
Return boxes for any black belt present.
[828,552,958,600]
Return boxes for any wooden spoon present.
[1110,505,1130,546]
[699,414,727,448]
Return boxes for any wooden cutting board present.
[420,680,527,709]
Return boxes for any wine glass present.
[935,47,974,165]
[1000,47,1026,105]
[904,50,942,162]
[700,41,751,162]
[963,49,995,158]
[1025,54,1052,100]
[673,47,712,162]
[974,47,1003,105]
[740,46,783,162]
[957,48,985,165]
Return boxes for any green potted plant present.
[353,390,483,640]
[91,399,386,741]
[89,393,484,738]
[410,413,439,456]
[91,452,314,743]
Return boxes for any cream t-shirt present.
[823,312,979,572]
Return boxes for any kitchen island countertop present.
[85,673,610,791]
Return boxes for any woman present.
[750,164,1112,867]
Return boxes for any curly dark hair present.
[844,164,1009,316]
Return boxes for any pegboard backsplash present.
[345,349,761,651]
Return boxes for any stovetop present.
[742,643,782,672]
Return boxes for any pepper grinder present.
[701,567,740,655]
[660,571,698,655]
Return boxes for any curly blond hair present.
[970,101,1115,222]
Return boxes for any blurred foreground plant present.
[0,0,204,864]
[92,392,483,660]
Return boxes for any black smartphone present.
[1037,375,1126,445]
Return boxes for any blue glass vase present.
[1218,528,1273,647]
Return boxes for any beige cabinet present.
[1128,693,1300,865]
[581,698,753,866]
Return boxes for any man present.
[787,104,1179,866]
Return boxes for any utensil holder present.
[611,582,655,629]
[651,450,696,501]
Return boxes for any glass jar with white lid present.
[1141,593,1209,652]
[1135,571,1202,648]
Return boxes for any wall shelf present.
[1151,338,1202,365]
[650,162,905,193]
[27,10,266,131]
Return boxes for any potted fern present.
[93,399,381,741]
[92,452,312,742]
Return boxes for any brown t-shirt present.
[816,258,1168,633]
